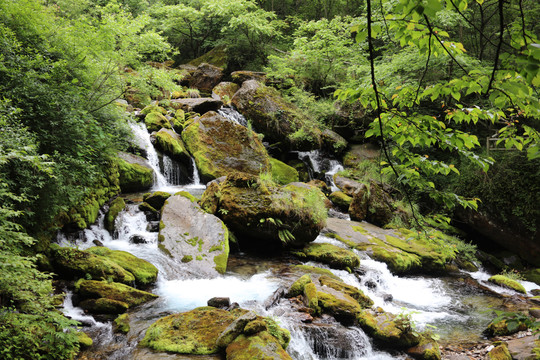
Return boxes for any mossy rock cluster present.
[114,314,130,334]
[486,318,529,336]
[50,245,158,286]
[117,156,154,193]
[231,80,322,151]
[75,279,157,314]
[140,307,291,358]
[291,242,360,270]
[104,196,125,233]
[182,111,271,183]
[488,275,527,294]
[328,191,353,212]
[286,272,373,325]
[200,173,327,248]
[324,218,458,274]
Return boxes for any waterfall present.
[297,150,343,191]
[190,157,201,186]
[128,121,168,189]
[218,106,248,126]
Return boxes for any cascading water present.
[128,121,168,189]
[218,106,248,126]
[297,150,344,191]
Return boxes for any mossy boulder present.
[86,247,158,286]
[182,111,271,183]
[188,45,228,69]
[285,272,372,325]
[323,218,456,274]
[114,313,130,334]
[79,297,130,314]
[76,280,157,311]
[200,173,327,249]
[486,318,529,336]
[212,82,239,104]
[76,332,93,349]
[145,111,171,132]
[486,344,512,360]
[334,175,366,197]
[159,194,230,277]
[226,331,292,360]
[140,307,246,354]
[524,268,540,286]
[231,71,267,84]
[357,309,421,349]
[117,153,154,193]
[143,191,171,211]
[154,128,191,165]
[141,104,167,116]
[406,336,441,360]
[321,129,348,157]
[104,197,125,233]
[270,158,299,185]
[50,245,135,284]
[488,275,527,294]
[349,180,397,227]
[231,80,322,151]
[291,243,360,270]
[329,191,353,212]
[189,63,224,92]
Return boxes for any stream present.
[58,111,538,360]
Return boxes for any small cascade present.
[297,150,343,191]
[218,106,248,126]
[190,157,201,186]
[128,121,168,189]
[162,154,183,185]
[467,268,539,295]
[63,291,107,328]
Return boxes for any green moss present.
[357,310,420,349]
[304,282,320,314]
[317,291,362,323]
[287,274,312,298]
[269,158,299,185]
[181,255,193,263]
[104,197,125,233]
[226,331,292,360]
[141,307,246,355]
[79,297,129,314]
[76,332,93,348]
[213,223,229,274]
[486,344,512,360]
[188,45,228,69]
[141,104,167,116]
[114,313,130,334]
[488,275,527,294]
[263,318,291,349]
[292,243,360,270]
[524,268,540,286]
[86,247,158,286]
[294,265,340,279]
[158,242,172,257]
[319,275,373,308]
[155,129,190,161]
[50,246,135,284]
[145,111,171,132]
[352,225,369,235]
[175,190,198,203]
[139,202,158,213]
[144,191,171,211]
[76,280,158,307]
[118,158,153,193]
[328,191,352,210]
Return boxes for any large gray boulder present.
[159,194,229,277]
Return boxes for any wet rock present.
[104,197,125,233]
[92,240,104,247]
[231,80,322,151]
[170,97,223,114]
[358,309,421,349]
[208,297,231,309]
[216,311,258,348]
[145,222,160,233]
[212,82,239,103]
[270,157,299,185]
[322,218,456,275]
[334,175,365,197]
[291,243,360,270]
[145,111,171,132]
[182,111,270,183]
[407,336,441,360]
[114,313,130,334]
[200,173,327,249]
[117,152,154,193]
[226,331,292,360]
[383,294,393,302]
[159,194,229,276]
[485,343,512,360]
[142,191,171,211]
[328,191,353,212]
[154,129,191,165]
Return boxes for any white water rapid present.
[218,106,248,127]
[297,150,344,192]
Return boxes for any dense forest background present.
[0,0,539,358]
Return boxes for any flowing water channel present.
[59,115,538,359]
